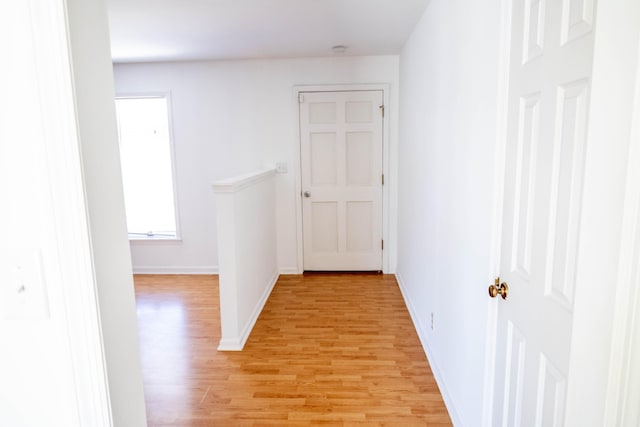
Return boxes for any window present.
[115,96,178,239]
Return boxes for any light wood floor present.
[134,273,452,426]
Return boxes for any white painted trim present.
[132,266,218,275]
[604,36,640,427]
[114,91,183,240]
[482,0,513,425]
[395,273,462,426]
[31,0,112,424]
[278,267,300,275]
[216,337,246,351]
[565,0,640,422]
[129,236,182,242]
[213,168,276,193]
[292,88,305,274]
[381,86,392,274]
[217,271,278,351]
[293,84,392,273]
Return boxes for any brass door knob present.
[489,278,509,300]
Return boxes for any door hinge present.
[379,104,385,118]
[381,240,384,250]
[298,93,304,103]
[382,174,385,186]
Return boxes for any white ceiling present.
[107,0,430,63]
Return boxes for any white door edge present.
[481,0,513,424]
[293,84,392,274]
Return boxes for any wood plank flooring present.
[134,273,452,426]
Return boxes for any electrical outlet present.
[430,312,435,331]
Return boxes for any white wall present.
[396,1,502,425]
[113,56,399,274]
[67,0,148,425]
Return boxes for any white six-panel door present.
[492,0,596,425]
[299,90,383,271]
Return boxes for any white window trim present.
[115,92,182,242]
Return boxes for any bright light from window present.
[115,96,178,238]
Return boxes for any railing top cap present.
[212,168,276,193]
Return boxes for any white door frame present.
[293,84,392,274]
[598,2,640,424]
[604,46,640,424]
[3,0,113,425]
[483,0,640,425]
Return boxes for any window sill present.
[129,235,182,243]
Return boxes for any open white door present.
[491,0,596,424]
[299,90,383,271]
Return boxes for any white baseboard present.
[279,267,300,275]
[132,265,218,275]
[216,337,245,351]
[395,272,462,427]
[217,270,279,351]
